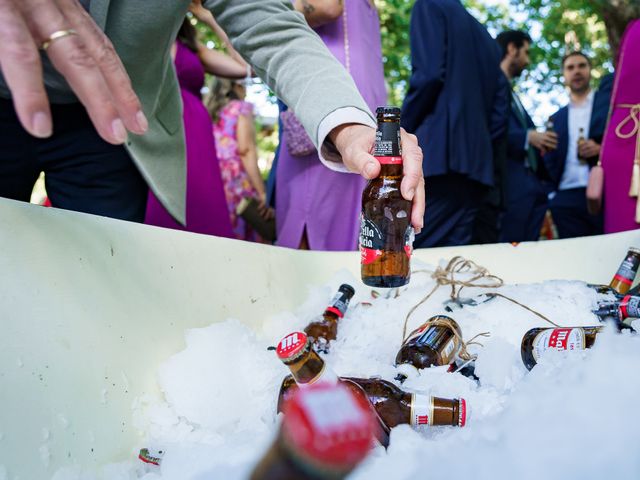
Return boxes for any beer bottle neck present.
[286,349,328,385]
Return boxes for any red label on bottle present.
[376,156,402,165]
[613,274,634,286]
[620,295,640,319]
[360,246,383,265]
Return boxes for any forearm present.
[240,150,266,196]
[292,0,344,28]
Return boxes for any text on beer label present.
[531,328,586,362]
[410,394,433,430]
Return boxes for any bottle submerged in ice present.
[304,283,356,353]
[275,331,467,447]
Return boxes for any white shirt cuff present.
[317,107,376,172]
[524,129,531,150]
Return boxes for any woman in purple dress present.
[145,10,247,237]
[275,0,387,251]
[601,20,640,233]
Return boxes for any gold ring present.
[41,29,78,51]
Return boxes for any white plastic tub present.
[0,197,637,479]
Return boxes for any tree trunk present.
[598,0,640,64]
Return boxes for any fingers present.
[0,1,51,137]
[399,129,423,202]
[411,176,425,233]
[58,0,147,136]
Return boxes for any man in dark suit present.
[497,31,557,243]
[543,52,612,238]
[402,0,508,248]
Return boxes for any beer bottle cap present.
[281,383,375,471]
[376,106,401,115]
[459,398,468,427]
[276,332,310,362]
[338,283,356,298]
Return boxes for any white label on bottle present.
[410,394,433,430]
[303,363,339,387]
[441,337,456,363]
[531,328,586,362]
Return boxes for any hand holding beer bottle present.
[328,120,425,234]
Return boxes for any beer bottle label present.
[410,394,433,430]
[613,252,640,286]
[373,120,401,157]
[359,214,385,265]
[531,328,586,362]
[326,292,349,318]
[620,295,640,319]
[404,226,414,258]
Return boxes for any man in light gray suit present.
[0,0,424,233]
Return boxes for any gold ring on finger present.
[41,29,78,51]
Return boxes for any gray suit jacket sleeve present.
[204,0,375,148]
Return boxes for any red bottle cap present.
[282,383,375,471]
[459,398,467,427]
[276,332,309,361]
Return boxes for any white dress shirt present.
[559,91,595,190]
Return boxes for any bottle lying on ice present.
[521,326,603,370]
[304,283,356,352]
[360,106,413,288]
[275,331,467,446]
[250,383,376,480]
[395,315,463,374]
[594,294,640,326]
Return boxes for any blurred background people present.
[497,30,555,243]
[274,0,387,251]
[543,51,611,238]
[402,0,508,248]
[145,7,248,237]
[208,77,273,241]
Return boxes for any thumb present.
[345,148,380,179]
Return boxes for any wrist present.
[329,123,373,156]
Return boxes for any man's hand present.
[528,130,558,153]
[0,0,147,143]
[329,123,425,233]
[578,139,600,159]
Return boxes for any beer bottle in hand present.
[395,315,463,372]
[304,284,356,352]
[360,106,413,288]
[275,332,467,445]
[250,383,375,480]
[521,326,602,370]
[577,127,587,164]
[609,247,640,294]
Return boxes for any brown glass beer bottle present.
[594,294,640,322]
[275,332,467,443]
[304,284,356,352]
[250,383,375,480]
[609,247,640,294]
[521,326,602,370]
[577,127,587,163]
[395,315,462,371]
[360,106,413,288]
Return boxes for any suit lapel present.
[90,0,111,31]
